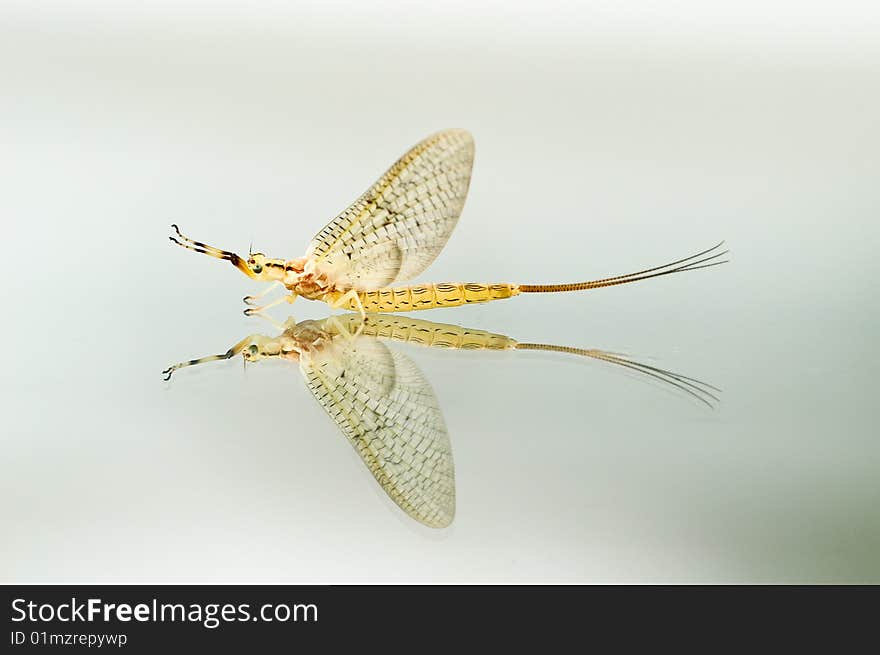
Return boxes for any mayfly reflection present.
[168,129,727,317]
[163,314,719,528]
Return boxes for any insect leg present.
[326,314,365,341]
[351,293,366,319]
[243,293,297,316]
[246,311,287,331]
[168,224,258,279]
[162,334,256,380]
[328,289,366,318]
[244,281,282,306]
[169,224,232,258]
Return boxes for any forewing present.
[306,129,475,289]
[301,337,455,528]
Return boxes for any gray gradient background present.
[1,2,878,583]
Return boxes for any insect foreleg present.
[170,224,221,252]
[168,224,260,279]
[162,334,257,380]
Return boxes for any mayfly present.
[168,129,728,317]
[162,313,719,528]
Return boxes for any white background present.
[1,1,878,582]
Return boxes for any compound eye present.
[252,264,263,274]
[247,345,259,355]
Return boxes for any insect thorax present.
[289,274,333,301]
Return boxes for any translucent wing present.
[300,336,455,528]
[306,129,475,290]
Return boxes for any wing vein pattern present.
[306,129,475,290]
[300,338,455,528]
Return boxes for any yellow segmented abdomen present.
[330,283,521,312]
[328,314,517,351]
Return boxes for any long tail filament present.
[515,342,720,408]
[518,242,728,293]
